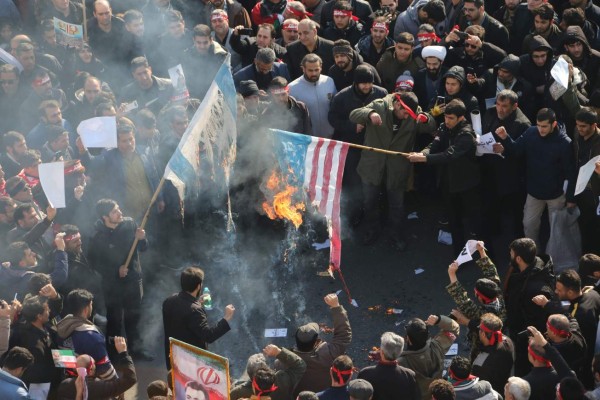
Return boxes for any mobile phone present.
[437,96,446,105]
[239,28,254,36]
[517,329,532,338]
[108,336,115,344]
[454,30,468,40]
[466,67,475,75]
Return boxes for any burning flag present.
[270,129,355,303]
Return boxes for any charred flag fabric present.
[271,129,350,273]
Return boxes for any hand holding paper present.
[455,239,479,266]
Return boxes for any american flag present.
[272,130,354,301]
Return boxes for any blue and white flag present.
[163,56,237,200]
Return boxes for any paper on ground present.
[350,299,358,307]
[445,343,458,356]
[38,162,65,208]
[415,268,425,274]
[312,239,330,250]
[575,155,600,196]
[407,212,418,219]
[551,56,569,90]
[455,239,479,266]
[264,328,287,337]
[438,230,452,245]
[77,116,117,148]
[392,308,403,314]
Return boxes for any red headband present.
[64,233,81,242]
[528,345,551,367]
[394,94,417,119]
[33,76,51,86]
[286,6,312,18]
[333,9,358,20]
[269,86,289,95]
[252,378,278,399]
[417,32,441,43]
[474,288,495,304]
[331,366,352,383]
[211,12,228,21]
[282,21,298,31]
[448,368,476,385]
[546,321,570,338]
[479,322,502,346]
[372,22,389,31]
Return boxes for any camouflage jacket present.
[446,256,507,323]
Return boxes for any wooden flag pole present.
[82,0,88,42]
[346,142,410,157]
[122,177,166,271]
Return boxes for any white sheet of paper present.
[121,100,138,114]
[415,268,425,275]
[38,162,65,208]
[77,116,117,148]
[471,112,482,136]
[551,56,569,90]
[264,328,288,337]
[445,343,458,356]
[392,308,403,314]
[350,299,358,307]
[575,155,600,196]
[476,132,497,156]
[456,239,478,266]
[438,230,452,245]
[407,211,418,220]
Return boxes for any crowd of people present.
[1,0,600,397]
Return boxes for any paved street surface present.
[124,193,514,398]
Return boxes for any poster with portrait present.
[53,17,84,49]
[168,64,190,102]
[169,338,230,400]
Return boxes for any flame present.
[261,170,305,228]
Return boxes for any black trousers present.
[105,279,143,350]
[444,186,483,255]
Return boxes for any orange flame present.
[261,170,305,228]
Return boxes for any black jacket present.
[429,66,479,120]
[423,119,481,193]
[261,95,313,135]
[285,37,335,80]
[505,255,555,333]
[562,26,600,92]
[519,35,554,113]
[88,218,147,291]
[413,67,447,110]
[523,343,577,400]
[320,0,373,30]
[470,333,515,394]
[459,12,509,49]
[322,20,365,47]
[551,318,588,386]
[328,83,388,143]
[327,50,381,91]
[162,291,231,369]
[230,33,287,67]
[358,361,420,400]
[481,106,530,195]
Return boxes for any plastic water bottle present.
[203,287,213,310]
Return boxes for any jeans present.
[523,193,565,249]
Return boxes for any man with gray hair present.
[504,377,531,400]
[233,47,291,91]
[288,53,337,138]
[285,19,335,79]
[358,332,419,399]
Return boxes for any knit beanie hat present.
[354,65,374,84]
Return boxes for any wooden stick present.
[346,142,410,157]
[82,0,88,43]
[122,177,166,270]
